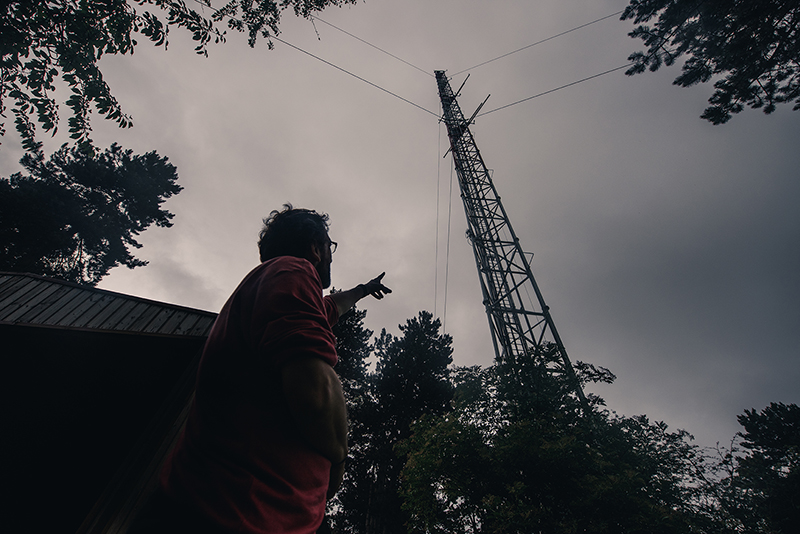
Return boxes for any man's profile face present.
[316,236,333,289]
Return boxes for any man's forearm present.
[330,273,391,317]
[281,356,348,463]
[329,286,366,317]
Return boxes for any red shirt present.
[161,257,340,533]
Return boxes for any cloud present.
[4,0,798,450]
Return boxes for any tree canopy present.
[711,402,800,533]
[327,307,798,534]
[398,363,709,533]
[622,0,800,124]
[0,0,357,152]
[329,311,453,534]
[0,143,181,285]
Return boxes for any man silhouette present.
[131,205,390,533]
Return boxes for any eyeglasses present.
[330,240,338,254]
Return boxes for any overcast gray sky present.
[2,0,798,451]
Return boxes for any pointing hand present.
[360,272,392,300]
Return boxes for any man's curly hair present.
[257,204,330,262]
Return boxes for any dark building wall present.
[3,324,204,533]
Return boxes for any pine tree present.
[0,143,181,285]
[333,311,453,534]
[328,306,374,533]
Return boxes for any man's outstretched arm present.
[329,272,392,317]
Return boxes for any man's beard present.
[318,260,331,289]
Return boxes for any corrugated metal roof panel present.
[70,292,115,327]
[0,273,217,338]
[188,316,216,337]
[101,299,142,329]
[112,301,151,331]
[3,283,62,323]
[0,276,40,311]
[141,307,177,334]
[173,313,203,336]
[42,289,94,325]
[0,279,28,308]
[17,284,68,321]
[158,309,189,335]
[82,297,128,329]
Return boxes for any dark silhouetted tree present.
[0,143,181,285]
[326,305,374,532]
[709,402,800,533]
[735,402,800,533]
[399,359,715,533]
[332,306,373,403]
[332,311,453,534]
[0,0,358,152]
[622,0,800,124]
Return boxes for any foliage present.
[494,343,615,423]
[398,361,712,533]
[0,143,181,285]
[735,402,800,533]
[331,311,453,534]
[332,306,373,402]
[709,403,800,533]
[0,0,357,152]
[373,311,454,428]
[622,0,800,124]
[329,311,799,534]
[327,305,374,532]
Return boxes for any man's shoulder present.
[252,256,312,275]
[246,256,320,287]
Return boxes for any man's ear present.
[308,242,322,266]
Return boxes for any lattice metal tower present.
[435,71,586,403]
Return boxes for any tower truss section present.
[435,70,586,403]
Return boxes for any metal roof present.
[0,272,217,338]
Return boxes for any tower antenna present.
[435,70,587,404]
